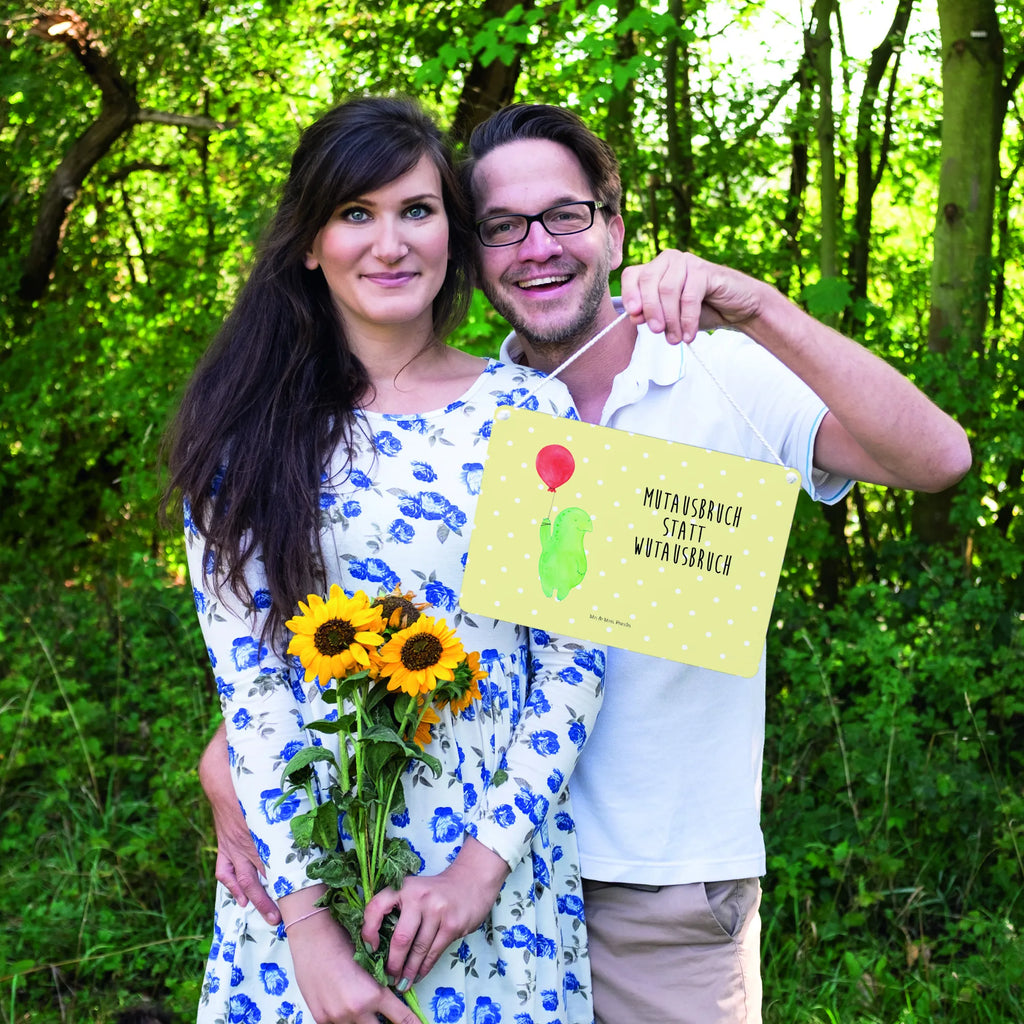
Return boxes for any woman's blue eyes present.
[338,204,434,222]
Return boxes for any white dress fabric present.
[188,359,605,1024]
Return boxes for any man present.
[201,105,970,1023]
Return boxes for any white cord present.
[509,313,790,471]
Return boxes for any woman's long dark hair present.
[162,96,475,644]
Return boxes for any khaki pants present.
[582,878,762,1024]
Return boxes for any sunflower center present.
[314,618,357,655]
[378,595,421,628]
[400,634,444,670]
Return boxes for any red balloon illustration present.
[536,445,575,492]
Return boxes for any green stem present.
[351,687,374,903]
[401,984,429,1024]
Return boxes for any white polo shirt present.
[500,312,852,885]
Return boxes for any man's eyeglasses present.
[475,200,607,248]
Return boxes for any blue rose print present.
[477,420,493,441]
[526,689,551,715]
[259,963,289,996]
[534,934,557,959]
[573,647,605,674]
[272,877,293,897]
[342,499,362,517]
[231,965,244,986]
[424,579,458,611]
[568,720,587,749]
[208,922,223,961]
[501,924,536,951]
[557,894,585,921]
[554,811,574,832]
[563,970,581,992]
[472,996,501,1024]
[419,491,449,520]
[389,519,415,544]
[541,989,558,1011]
[221,941,237,964]
[558,666,583,685]
[374,431,403,456]
[515,789,549,826]
[231,636,265,671]
[232,708,251,730]
[319,492,336,509]
[253,589,272,610]
[430,807,464,843]
[432,987,466,1023]
[259,788,299,824]
[493,804,516,828]
[227,994,261,1023]
[460,463,484,495]
[531,852,551,889]
[528,731,560,756]
[349,468,374,488]
[347,557,399,590]
[251,833,270,865]
[545,769,564,794]
[444,503,468,530]
[279,739,304,761]
[394,414,429,433]
[412,461,437,482]
[193,587,207,613]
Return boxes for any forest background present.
[1,0,1022,1021]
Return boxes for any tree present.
[914,0,1004,545]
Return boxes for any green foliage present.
[0,556,215,1021]
[762,537,1024,1022]
[2,0,1023,1019]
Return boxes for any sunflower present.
[410,702,441,749]
[447,650,486,715]
[285,585,386,684]
[376,616,465,696]
[372,585,428,630]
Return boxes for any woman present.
[164,97,605,1024]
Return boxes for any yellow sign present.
[461,408,802,677]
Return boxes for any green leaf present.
[281,744,337,786]
[801,277,853,320]
[309,849,362,890]
[289,809,317,848]
[311,800,340,850]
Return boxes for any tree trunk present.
[913,0,1004,545]
[664,0,693,249]
[449,0,532,145]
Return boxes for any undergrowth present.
[1,530,1021,1023]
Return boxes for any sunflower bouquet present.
[278,583,485,1020]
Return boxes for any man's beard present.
[481,258,611,356]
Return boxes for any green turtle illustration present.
[539,507,594,600]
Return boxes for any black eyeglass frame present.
[474,200,608,247]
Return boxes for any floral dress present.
[188,359,606,1024]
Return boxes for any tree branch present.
[18,8,233,302]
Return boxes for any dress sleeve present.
[185,505,324,898]
[467,631,606,871]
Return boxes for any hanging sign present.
[461,407,802,677]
